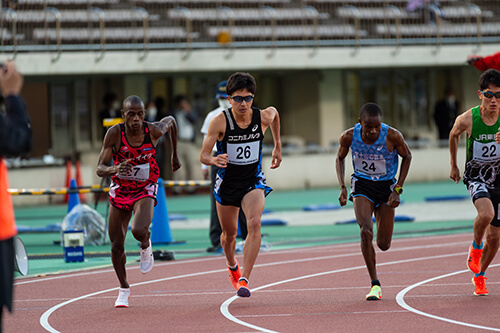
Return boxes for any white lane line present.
[20,243,356,286]
[40,250,369,333]
[19,237,468,286]
[396,264,500,331]
[220,252,464,333]
[237,310,409,318]
[16,256,224,285]
[39,240,468,332]
[40,268,226,333]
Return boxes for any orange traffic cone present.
[64,160,72,203]
[75,160,86,203]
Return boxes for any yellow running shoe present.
[472,275,488,296]
[366,285,382,300]
[227,259,241,290]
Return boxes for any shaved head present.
[359,102,383,120]
[123,95,144,110]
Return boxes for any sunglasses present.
[229,95,254,103]
[480,91,500,99]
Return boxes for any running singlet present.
[463,106,500,188]
[216,107,265,184]
[111,122,160,187]
[350,122,398,181]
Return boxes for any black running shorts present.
[349,175,396,207]
[466,181,500,227]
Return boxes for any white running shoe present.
[140,239,154,273]
[115,288,130,308]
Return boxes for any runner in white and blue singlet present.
[200,72,282,299]
[336,102,412,301]
[214,107,272,207]
[351,122,398,181]
[349,121,400,205]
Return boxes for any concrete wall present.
[8,146,466,206]
[318,70,344,147]
[262,146,466,190]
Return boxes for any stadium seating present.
[207,24,366,41]
[375,22,500,38]
[17,0,119,5]
[167,7,331,21]
[0,0,497,50]
[336,5,493,21]
[32,27,199,41]
[2,9,160,22]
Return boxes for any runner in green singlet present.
[449,69,500,296]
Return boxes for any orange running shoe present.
[467,244,482,274]
[472,275,488,296]
[227,259,241,290]
[237,278,251,297]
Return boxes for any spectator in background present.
[99,92,120,138]
[99,92,120,122]
[201,80,248,253]
[154,97,166,122]
[152,97,169,179]
[0,61,32,330]
[406,0,443,24]
[170,95,198,194]
[145,100,158,122]
[468,51,500,72]
[434,87,459,144]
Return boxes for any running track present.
[4,233,500,333]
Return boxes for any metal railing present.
[133,6,149,61]
[0,0,498,60]
[1,8,17,59]
[88,7,105,61]
[43,7,61,61]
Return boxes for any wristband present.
[340,185,346,190]
[394,185,403,195]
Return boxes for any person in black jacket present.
[0,60,32,331]
[434,87,459,143]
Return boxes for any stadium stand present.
[32,27,198,42]
[0,0,498,50]
[2,9,160,22]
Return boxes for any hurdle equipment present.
[7,179,210,236]
[8,180,211,196]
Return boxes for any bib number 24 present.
[362,161,376,173]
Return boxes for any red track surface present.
[4,232,500,333]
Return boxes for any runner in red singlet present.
[96,95,181,308]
